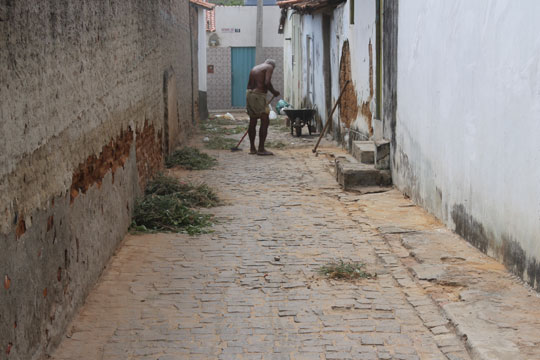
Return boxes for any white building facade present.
[280,0,540,291]
[206,5,284,110]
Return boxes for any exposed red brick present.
[361,101,373,135]
[15,217,25,239]
[70,130,134,203]
[43,288,48,298]
[4,275,10,290]
[339,41,358,129]
[47,216,54,232]
[6,343,12,355]
[136,122,163,188]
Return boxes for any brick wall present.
[206,47,284,110]
[0,1,200,359]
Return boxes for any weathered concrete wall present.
[394,1,540,290]
[0,1,198,358]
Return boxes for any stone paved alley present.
[51,118,540,360]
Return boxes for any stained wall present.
[394,1,540,290]
[0,1,199,358]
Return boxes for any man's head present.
[265,59,276,68]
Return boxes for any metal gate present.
[231,47,255,108]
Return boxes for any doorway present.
[231,47,256,108]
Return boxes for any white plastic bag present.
[269,105,277,120]
[224,112,235,121]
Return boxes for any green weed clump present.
[130,174,219,235]
[165,147,217,170]
[318,261,375,280]
[130,195,212,235]
[145,174,219,208]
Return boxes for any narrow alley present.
[49,118,540,360]
[3,2,540,360]
[50,143,464,359]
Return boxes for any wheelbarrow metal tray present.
[283,109,317,120]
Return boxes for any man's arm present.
[264,67,280,97]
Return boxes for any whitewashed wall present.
[282,10,294,105]
[210,6,283,48]
[394,0,540,289]
[198,9,207,92]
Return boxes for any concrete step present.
[351,141,375,164]
[335,156,392,190]
[374,140,390,170]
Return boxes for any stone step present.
[351,141,375,164]
[374,140,390,170]
[335,156,392,190]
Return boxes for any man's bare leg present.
[248,117,258,154]
[257,113,273,155]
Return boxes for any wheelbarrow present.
[283,109,317,137]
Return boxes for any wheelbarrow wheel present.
[295,126,302,137]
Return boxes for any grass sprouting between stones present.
[165,147,217,170]
[201,123,246,136]
[266,140,287,149]
[318,260,375,280]
[129,174,219,235]
[204,136,238,150]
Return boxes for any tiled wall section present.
[263,47,284,108]
[207,47,232,110]
[207,47,284,110]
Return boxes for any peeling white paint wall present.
[394,0,540,287]
[281,1,378,143]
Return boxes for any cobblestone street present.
[51,139,473,360]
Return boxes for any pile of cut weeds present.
[318,260,375,280]
[145,173,219,208]
[130,174,219,235]
[165,147,217,170]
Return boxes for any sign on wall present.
[221,28,241,33]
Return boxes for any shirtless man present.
[246,59,280,155]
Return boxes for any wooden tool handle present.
[312,80,350,153]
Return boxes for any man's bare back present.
[247,63,279,96]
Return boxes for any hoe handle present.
[312,80,350,154]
